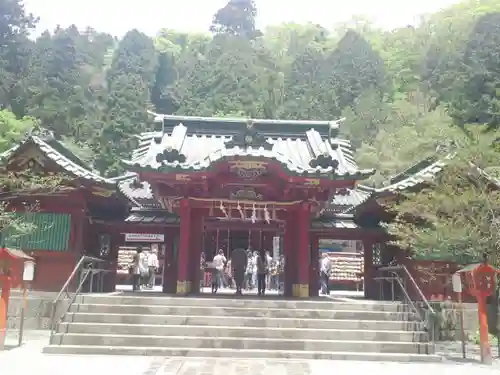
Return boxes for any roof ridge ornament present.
[309,152,340,170]
[225,118,273,150]
[155,146,187,164]
[26,126,55,142]
[328,118,344,140]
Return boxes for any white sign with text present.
[124,233,165,242]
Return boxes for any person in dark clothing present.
[256,249,268,296]
[131,247,143,292]
[231,248,247,295]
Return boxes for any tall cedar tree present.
[93,30,157,177]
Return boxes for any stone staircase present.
[43,294,442,362]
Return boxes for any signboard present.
[452,273,463,293]
[124,233,165,243]
[273,236,280,259]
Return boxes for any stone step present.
[50,333,433,354]
[70,304,410,320]
[77,295,404,312]
[57,322,427,342]
[65,312,420,330]
[42,345,442,362]
[43,345,443,363]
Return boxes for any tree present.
[210,0,261,39]
[356,98,462,186]
[386,128,500,265]
[0,109,34,152]
[150,52,179,114]
[0,0,37,47]
[93,29,157,176]
[447,13,500,129]
[341,89,388,148]
[325,30,386,111]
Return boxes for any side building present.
[0,129,129,291]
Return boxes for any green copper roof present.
[124,115,374,179]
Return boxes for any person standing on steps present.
[320,252,332,296]
[252,250,258,290]
[231,247,247,295]
[146,247,159,289]
[245,249,254,290]
[131,247,144,292]
[211,249,226,293]
[256,249,268,296]
[265,250,272,290]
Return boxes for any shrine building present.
[0,114,449,298]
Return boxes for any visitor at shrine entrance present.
[201,235,283,296]
[116,233,165,292]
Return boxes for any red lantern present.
[456,260,500,365]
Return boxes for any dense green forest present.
[2,0,500,261]
[1,0,500,182]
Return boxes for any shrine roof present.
[328,186,373,210]
[114,174,159,208]
[153,113,337,137]
[310,216,359,230]
[124,114,374,179]
[375,156,451,193]
[125,210,179,224]
[1,129,114,186]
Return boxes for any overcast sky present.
[23,0,460,37]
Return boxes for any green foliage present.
[0,0,498,184]
[386,128,500,264]
[92,29,157,176]
[447,13,500,129]
[0,110,34,152]
[210,0,260,39]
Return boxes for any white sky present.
[24,0,461,37]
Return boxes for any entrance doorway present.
[114,233,173,293]
[199,223,284,297]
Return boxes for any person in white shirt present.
[245,249,254,290]
[211,249,227,293]
[320,253,332,295]
[265,250,273,290]
[147,249,159,288]
[139,250,149,288]
[251,250,258,290]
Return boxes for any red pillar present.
[477,293,493,364]
[188,210,203,294]
[309,235,320,297]
[283,207,298,297]
[177,198,191,295]
[297,202,310,298]
[363,239,374,299]
[0,275,11,350]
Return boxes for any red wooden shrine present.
[0,116,461,299]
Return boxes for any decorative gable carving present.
[224,119,273,151]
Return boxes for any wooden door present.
[162,235,178,293]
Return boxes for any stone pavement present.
[2,330,500,375]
